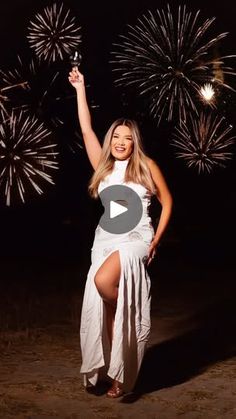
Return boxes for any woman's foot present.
[106,380,124,398]
[85,384,96,394]
[86,380,110,396]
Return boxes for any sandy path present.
[0,268,236,418]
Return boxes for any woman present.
[68,68,173,397]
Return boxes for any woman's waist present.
[92,218,154,249]
[95,215,153,233]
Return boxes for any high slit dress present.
[80,158,155,392]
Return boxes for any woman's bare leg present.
[94,251,120,344]
[94,251,123,396]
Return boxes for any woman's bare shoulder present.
[145,156,159,169]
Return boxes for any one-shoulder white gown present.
[80,159,154,392]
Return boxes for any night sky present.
[0,0,235,284]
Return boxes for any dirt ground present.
[0,262,236,419]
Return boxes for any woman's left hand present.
[147,239,158,266]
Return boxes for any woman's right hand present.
[68,68,85,90]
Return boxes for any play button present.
[99,184,143,234]
[110,200,128,218]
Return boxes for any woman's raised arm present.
[68,68,102,170]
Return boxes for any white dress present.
[80,158,155,392]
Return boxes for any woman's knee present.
[94,251,121,302]
[94,272,118,303]
[94,271,106,292]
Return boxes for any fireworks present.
[0,56,64,128]
[0,111,58,206]
[111,4,236,125]
[200,83,215,106]
[0,56,34,118]
[171,112,235,173]
[0,92,9,118]
[0,55,32,90]
[27,2,81,63]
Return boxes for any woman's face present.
[110,125,134,160]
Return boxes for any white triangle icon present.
[110,200,128,219]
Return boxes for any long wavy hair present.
[88,118,156,198]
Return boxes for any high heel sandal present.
[106,383,124,398]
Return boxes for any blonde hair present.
[88,118,156,198]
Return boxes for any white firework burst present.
[200,83,216,106]
[171,112,235,173]
[0,111,59,206]
[111,4,236,125]
[0,56,64,127]
[27,2,81,63]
